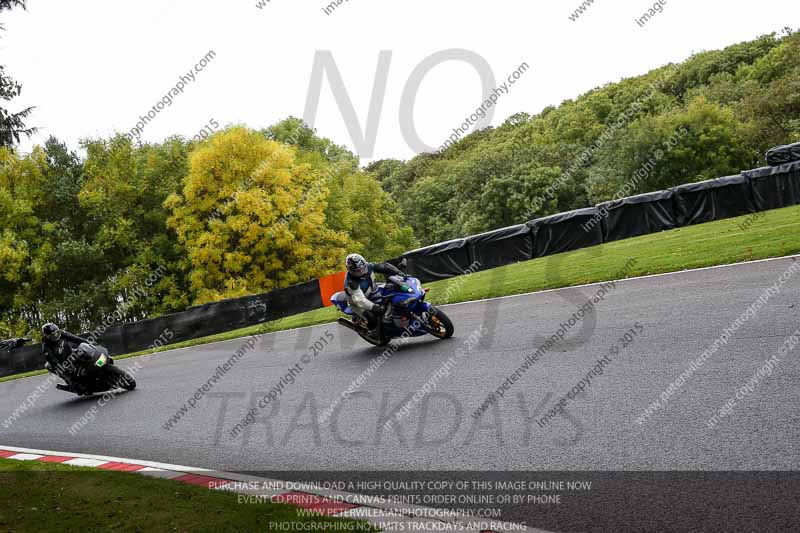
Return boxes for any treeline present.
[2,31,799,336]
[368,31,800,245]
[0,120,416,335]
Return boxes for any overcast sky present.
[2,0,798,163]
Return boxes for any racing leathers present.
[42,331,92,384]
[344,261,405,332]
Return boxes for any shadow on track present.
[42,389,136,414]
[347,335,457,362]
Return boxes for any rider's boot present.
[365,304,384,338]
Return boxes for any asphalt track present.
[2,256,800,532]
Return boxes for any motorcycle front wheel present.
[425,306,454,339]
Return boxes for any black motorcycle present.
[55,343,136,396]
[0,337,31,352]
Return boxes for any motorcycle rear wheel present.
[358,330,390,347]
[338,317,390,347]
[106,365,136,391]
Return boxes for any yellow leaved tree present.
[165,127,351,304]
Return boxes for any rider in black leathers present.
[41,323,92,388]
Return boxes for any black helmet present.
[42,323,61,342]
[345,253,368,277]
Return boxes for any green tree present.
[364,159,404,193]
[264,117,358,170]
[401,174,463,246]
[325,167,416,260]
[80,135,191,318]
[0,146,46,333]
[586,97,758,202]
[735,32,800,152]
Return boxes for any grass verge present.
[0,457,372,533]
[3,204,799,384]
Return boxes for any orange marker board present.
[318,271,347,307]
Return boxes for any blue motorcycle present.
[331,276,455,347]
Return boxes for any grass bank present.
[0,457,372,533]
